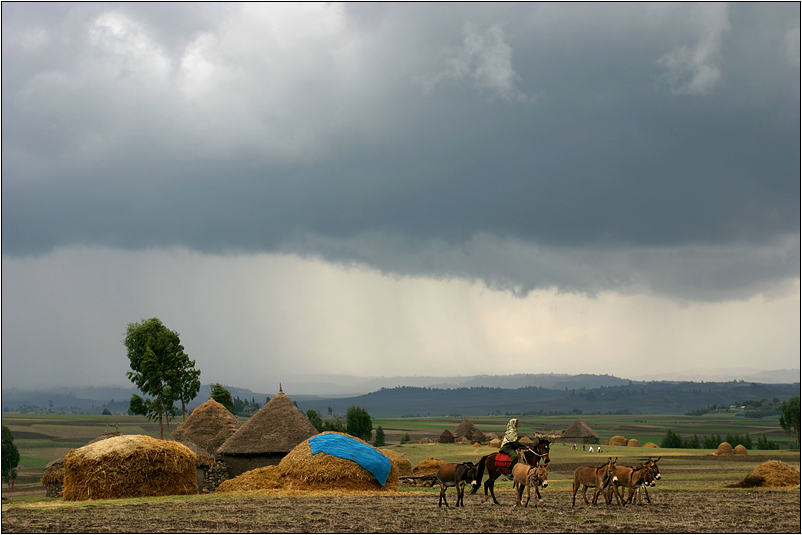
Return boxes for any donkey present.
[598,463,654,506]
[572,457,618,506]
[512,461,548,508]
[640,456,661,503]
[434,461,479,508]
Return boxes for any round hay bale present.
[217,465,283,493]
[750,460,800,487]
[412,457,446,475]
[63,435,197,501]
[714,442,733,455]
[627,438,641,447]
[380,449,412,476]
[601,440,609,446]
[643,442,659,448]
[439,429,455,443]
[419,437,433,444]
[609,435,628,446]
[733,444,748,455]
[278,432,399,491]
[488,438,502,448]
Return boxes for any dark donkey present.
[433,461,479,507]
[474,437,550,505]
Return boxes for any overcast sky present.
[2,2,799,392]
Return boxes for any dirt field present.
[2,486,799,533]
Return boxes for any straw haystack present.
[519,435,534,446]
[627,439,641,447]
[733,444,748,455]
[643,442,659,448]
[217,465,283,492]
[714,442,734,455]
[42,428,124,498]
[413,457,447,475]
[728,460,800,488]
[62,435,197,501]
[217,387,317,477]
[380,449,412,476]
[277,432,399,491]
[485,432,500,441]
[559,420,601,444]
[489,438,502,448]
[453,419,482,441]
[609,435,628,446]
[419,437,433,444]
[439,429,455,443]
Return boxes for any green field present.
[3,411,794,489]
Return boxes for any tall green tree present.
[779,395,800,445]
[2,425,20,484]
[346,405,372,442]
[307,409,324,432]
[373,425,385,448]
[211,383,236,414]
[125,318,198,438]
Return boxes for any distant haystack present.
[453,419,482,441]
[733,444,748,455]
[627,439,641,447]
[217,387,317,477]
[727,460,800,488]
[63,435,196,501]
[419,437,433,444]
[609,435,628,446]
[643,442,659,448]
[714,442,734,455]
[413,458,447,475]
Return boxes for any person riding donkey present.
[500,418,527,476]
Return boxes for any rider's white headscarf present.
[501,418,518,447]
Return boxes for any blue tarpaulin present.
[308,433,391,486]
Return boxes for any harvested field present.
[2,487,799,533]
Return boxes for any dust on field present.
[3,487,799,533]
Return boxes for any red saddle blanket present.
[495,452,511,469]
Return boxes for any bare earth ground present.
[2,487,800,533]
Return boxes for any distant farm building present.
[556,420,600,445]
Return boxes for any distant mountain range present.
[2,370,798,417]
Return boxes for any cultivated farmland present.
[2,413,799,533]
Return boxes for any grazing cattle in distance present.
[512,462,548,508]
[434,462,479,508]
[572,457,619,507]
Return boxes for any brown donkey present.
[512,462,548,508]
[572,457,618,506]
[597,463,654,505]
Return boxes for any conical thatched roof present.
[560,420,600,439]
[439,429,455,443]
[453,419,481,440]
[168,398,240,455]
[216,388,317,455]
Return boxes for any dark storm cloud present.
[2,2,799,300]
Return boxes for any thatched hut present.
[453,419,482,441]
[471,430,486,443]
[62,435,197,501]
[558,420,600,445]
[216,386,317,477]
[168,398,241,491]
[439,429,455,443]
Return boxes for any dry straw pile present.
[488,439,502,448]
[732,444,748,455]
[62,435,197,501]
[728,460,800,488]
[627,438,641,447]
[277,432,400,491]
[609,435,628,446]
[714,442,734,455]
[412,457,446,475]
[380,449,412,476]
[217,465,283,492]
[643,442,659,448]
